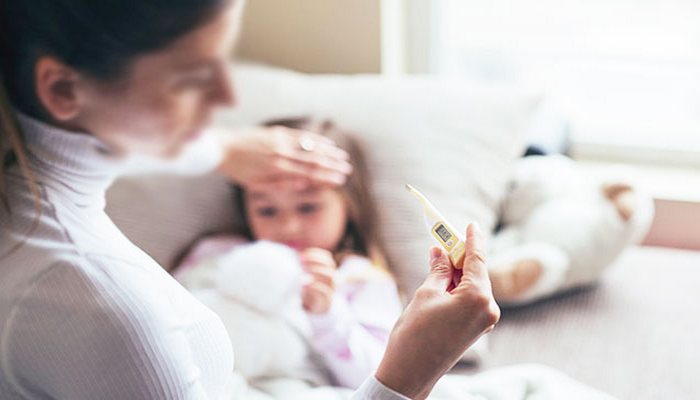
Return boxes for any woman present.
[0,1,499,399]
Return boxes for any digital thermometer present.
[405,184,466,269]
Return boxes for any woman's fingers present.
[273,152,352,183]
[274,141,352,169]
[269,156,350,186]
[460,223,488,277]
[288,148,353,175]
[420,224,490,295]
[270,128,353,186]
[281,127,337,147]
[247,160,348,191]
[216,125,353,188]
[421,247,454,293]
[458,225,500,330]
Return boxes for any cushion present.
[107,64,542,293]
[106,172,236,269]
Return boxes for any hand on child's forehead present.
[247,185,327,202]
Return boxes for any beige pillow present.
[108,65,540,291]
[215,65,541,292]
[106,172,236,270]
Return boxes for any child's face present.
[244,186,348,252]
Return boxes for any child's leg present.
[488,228,550,304]
[490,259,544,302]
[487,243,570,306]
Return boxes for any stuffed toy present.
[488,154,655,305]
[180,241,330,388]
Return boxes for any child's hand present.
[300,248,337,314]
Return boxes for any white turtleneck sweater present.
[0,114,407,400]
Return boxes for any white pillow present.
[217,65,542,292]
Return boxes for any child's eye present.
[298,203,320,214]
[256,207,278,217]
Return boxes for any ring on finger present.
[298,135,316,152]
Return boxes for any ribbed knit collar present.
[15,112,125,209]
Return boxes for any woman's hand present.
[300,248,337,314]
[375,224,500,400]
[216,125,353,190]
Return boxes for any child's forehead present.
[247,186,332,201]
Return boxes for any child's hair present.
[231,117,393,275]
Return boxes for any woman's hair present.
[0,0,231,211]
[0,0,232,261]
[232,117,393,275]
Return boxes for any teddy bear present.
[487,154,655,305]
[177,241,332,390]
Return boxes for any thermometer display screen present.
[435,224,452,242]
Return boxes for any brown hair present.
[0,75,44,259]
[232,117,393,276]
[0,76,40,212]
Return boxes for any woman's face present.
[244,186,349,252]
[74,2,241,157]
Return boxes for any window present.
[409,0,700,165]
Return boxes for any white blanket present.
[179,242,616,400]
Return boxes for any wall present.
[236,0,382,74]
[643,199,700,251]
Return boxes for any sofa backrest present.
[106,65,541,293]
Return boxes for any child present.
[175,118,617,400]
[175,117,403,394]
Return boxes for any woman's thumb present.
[422,247,454,292]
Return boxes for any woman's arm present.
[4,259,232,400]
[122,125,352,188]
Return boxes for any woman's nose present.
[209,65,236,107]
